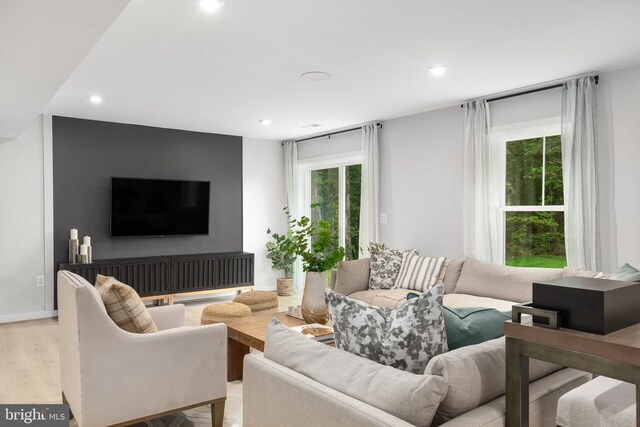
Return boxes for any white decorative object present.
[68,228,79,264]
[83,236,93,263]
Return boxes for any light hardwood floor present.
[0,291,302,406]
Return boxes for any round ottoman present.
[233,290,278,314]
[201,302,252,325]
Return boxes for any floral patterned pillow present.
[325,284,447,374]
[369,245,419,290]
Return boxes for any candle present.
[70,228,78,240]
[80,244,88,256]
[83,236,91,246]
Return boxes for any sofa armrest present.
[330,269,338,290]
[147,304,186,330]
[243,354,414,427]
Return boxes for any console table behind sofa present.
[58,252,255,304]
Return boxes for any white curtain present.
[283,140,303,289]
[462,100,502,264]
[359,123,380,257]
[562,76,600,270]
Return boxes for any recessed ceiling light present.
[260,119,272,126]
[301,71,332,82]
[302,123,323,128]
[89,95,103,104]
[427,66,447,77]
[199,0,224,13]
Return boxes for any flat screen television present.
[110,177,210,238]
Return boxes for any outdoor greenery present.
[309,165,361,260]
[505,135,566,267]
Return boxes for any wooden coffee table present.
[225,311,306,381]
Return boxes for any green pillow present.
[442,307,511,350]
[406,292,510,350]
[611,263,640,281]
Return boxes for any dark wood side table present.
[504,320,640,427]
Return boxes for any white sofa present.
[57,271,228,427]
[244,258,597,426]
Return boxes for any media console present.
[58,252,254,304]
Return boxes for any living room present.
[2,0,640,426]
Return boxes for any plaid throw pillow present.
[95,275,158,333]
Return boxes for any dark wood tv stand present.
[58,252,255,304]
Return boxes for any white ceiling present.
[43,0,640,140]
[0,0,130,142]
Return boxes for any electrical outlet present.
[380,213,388,224]
[36,275,44,287]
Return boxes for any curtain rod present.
[284,122,382,144]
[460,75,599,108]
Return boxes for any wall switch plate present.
[37,275,44,287]
[380,213,388,224]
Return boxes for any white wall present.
[597,64,640,271]
[242,137,287,290]
[379,106,465,258]
[0,116,49,322]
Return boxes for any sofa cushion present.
[454,258,564,303]
[325,285,447,374]
[395,253,446,292]
[425,336,562,421]
[369,246,418,290]
[371,288,416,308]
[443,293,516,312]
[348,289,383,305]
[563,267,606,279]
[610,263,640,281]
[334,258,370,295]
[264,319,448,427]
[442,307,510,350]
[95,274,158,333]
[442,259,465,294]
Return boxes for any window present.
[303,160,362,260]
[501,125,566,268]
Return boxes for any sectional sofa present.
[243,258,597,426]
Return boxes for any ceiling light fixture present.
[427,66,447,77]
[302,123,323,128]
[301,71,332,82]
[199,0,224,13]
[89,95,103,104]
[260,119,272,126]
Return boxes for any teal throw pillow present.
[611,263,640,282]
[407,292,510,350]
[442,307,510,350]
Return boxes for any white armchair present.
[57,271,227,427]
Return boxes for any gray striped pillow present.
[395,253,446,292]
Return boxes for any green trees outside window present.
[505,135,566,268]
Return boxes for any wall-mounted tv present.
[110,177,210,238]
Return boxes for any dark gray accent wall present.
[52,116,243,269]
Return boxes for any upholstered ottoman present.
[201,302,252,325]
[233,290,278,314]
[557,376,635,426]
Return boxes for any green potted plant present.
[289,205,346,324]
[265,228,297,296]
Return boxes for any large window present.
[305,162,362,260]
[502,127,566,268]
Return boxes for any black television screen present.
[110,177,210,237]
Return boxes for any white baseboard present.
[0,310,58,324]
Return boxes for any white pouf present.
[557,376,635,426]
